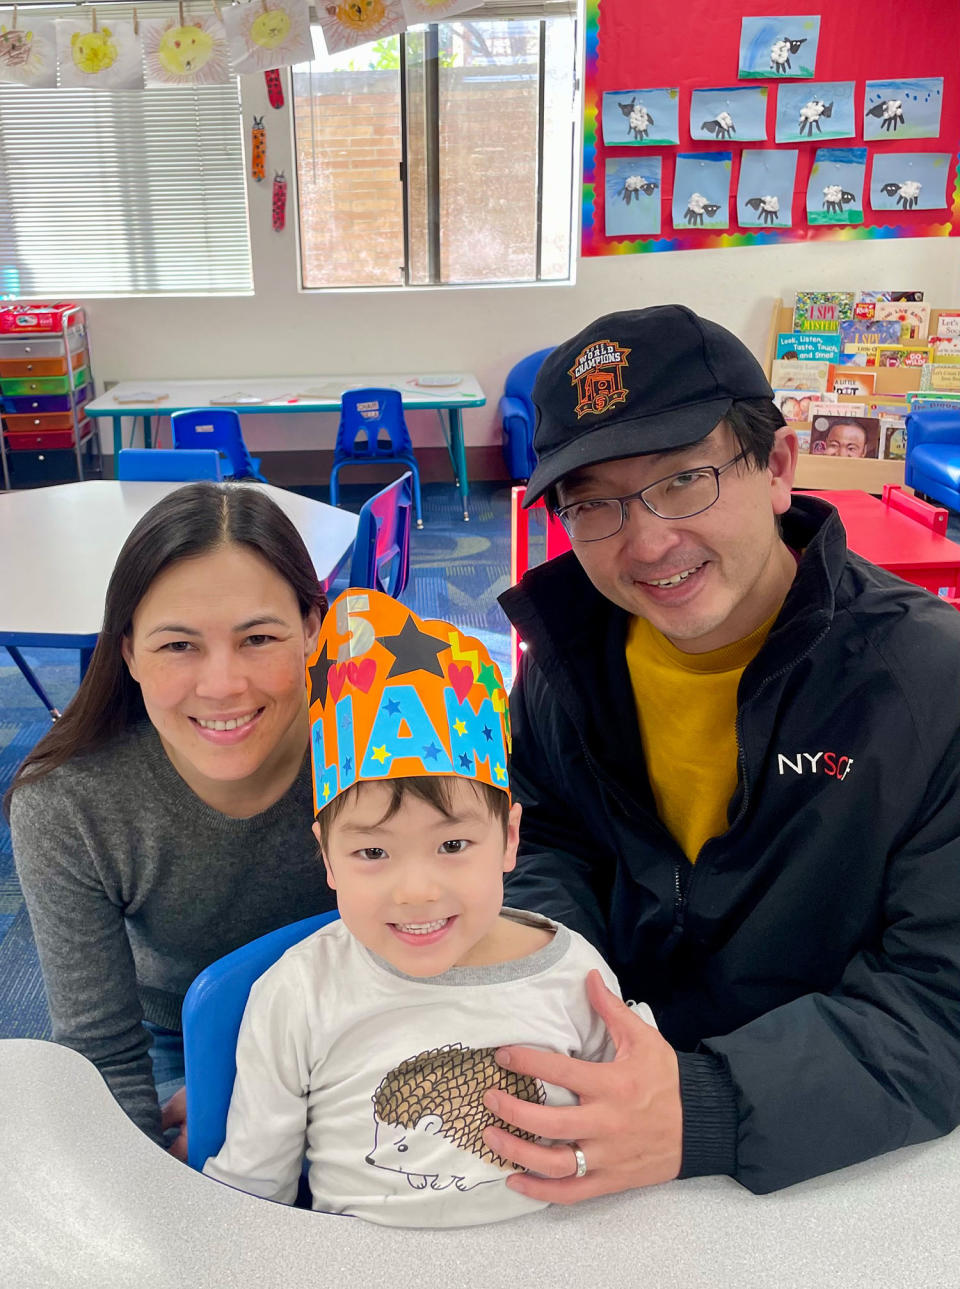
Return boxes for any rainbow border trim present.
[581,0,960,256]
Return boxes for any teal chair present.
[117,448,222,481]
[182,910,340,1174]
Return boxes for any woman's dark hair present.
[5,482,326,814]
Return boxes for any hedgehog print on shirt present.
[367,1044,545,1194]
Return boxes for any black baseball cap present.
[524,305,773,505]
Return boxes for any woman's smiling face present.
[121,543,321,807]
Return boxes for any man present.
[483,305,960,1200]
[823,418,868,458]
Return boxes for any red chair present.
[510,486,572,671]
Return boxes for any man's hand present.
[482,970,682,1202]
[161,1086,188,1162]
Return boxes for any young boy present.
[203,590,648,1226]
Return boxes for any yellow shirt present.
[625,612,778,863]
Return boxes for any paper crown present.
[307,589,511,815]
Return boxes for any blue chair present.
[905,409,960,513]
[499,346,554,480]
[331,471,413,598]
[116,448,222,481]
[329,388,423,529]
[171,409,266,482]
[182,910,340,1173]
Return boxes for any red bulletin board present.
[582,0,960,255]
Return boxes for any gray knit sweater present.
[10,720,336,1145]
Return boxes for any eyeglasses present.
[554,451,749,543]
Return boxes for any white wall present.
[83,73,960,461]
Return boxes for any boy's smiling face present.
[315,779,520,977]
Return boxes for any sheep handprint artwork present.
[807,148,866,225]
[870,153,950,213]
[737,150,798,228]
[673,153,731,230]
[369,1045,543,1194]
[605,158,662,236]
[689,87,768,143]
[776,82,855,143]
[738,15,820,79]
[864,79,943,141]
[601,88,679,146]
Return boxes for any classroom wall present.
[83,72,960,469]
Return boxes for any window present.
[0,5,251,298]
[293,6,578,290]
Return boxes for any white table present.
[84,372,487,520]
[0,480,357,677]
[2,1037,957,1289]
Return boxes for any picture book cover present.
[920,365,960,392]
[838,319,904,348]
[770,358,831,390]
[874,345,932,368]
[828,366,876,396]
[792,292,855,334]
[776,332,841,362]
[873,302,931,341]
[879,418,908,461]
[810,414,880,459]
[773,389,821,422]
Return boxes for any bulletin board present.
[581,0,960,255]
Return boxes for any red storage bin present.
[5,419,93,451]
[0,302,84,334]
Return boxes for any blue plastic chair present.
[329,388,423,529]
[182,910,340,1173]
[329,471,414,599]
[171,408,266,482]
[905,409,960,512]
[499,346,554,480]
[116,448,222,481]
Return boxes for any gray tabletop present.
[0,480,358,645]
[1,1039,956,1289]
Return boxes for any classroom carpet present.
[0,479,534,1042]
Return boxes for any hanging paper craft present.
[251,116,266,182]
[222,0,312,74]
[0,18,57,87]
[807,147,867,226]
[401,0,477,21]
[690,87,768,144]
[142,14,230,87]
[601,89,679,146]
[264,68,284,107]
[604,158,661,237]
[776,82,855,144]
[863,78,944,142]
[673,153,731,230]
[272,172,287,231]
[736,150,798,228]
[870,153,950,213]
[317,0,405,56]
[56,19,144,89]
[739,15,820,79]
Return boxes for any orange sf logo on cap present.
[569,339,632,419]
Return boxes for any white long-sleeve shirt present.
[204,910,652,1227]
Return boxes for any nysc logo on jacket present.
[777,751,854,781]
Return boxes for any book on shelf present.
[828,365,876,396]
[873,301,931,341]
[855,290,924,303]
[792,291,855,333]
[838,318,902,349]
[810,413,881,459]
[776,332,841,363]
[919,365,960,393]
[770,358,830,391]
[875,345,931,369]
[879,417,908,460]
[811,400,867,418]
[934,313,960,338]
[773,389,821,422]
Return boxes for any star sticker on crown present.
[379,617,447,681]
[308,651,335,707]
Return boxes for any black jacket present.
[499,494,960,1193]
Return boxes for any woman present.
[6,482,337,1154]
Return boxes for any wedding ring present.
[572,1143,588,1179]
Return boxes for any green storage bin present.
[0,366,88,396]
